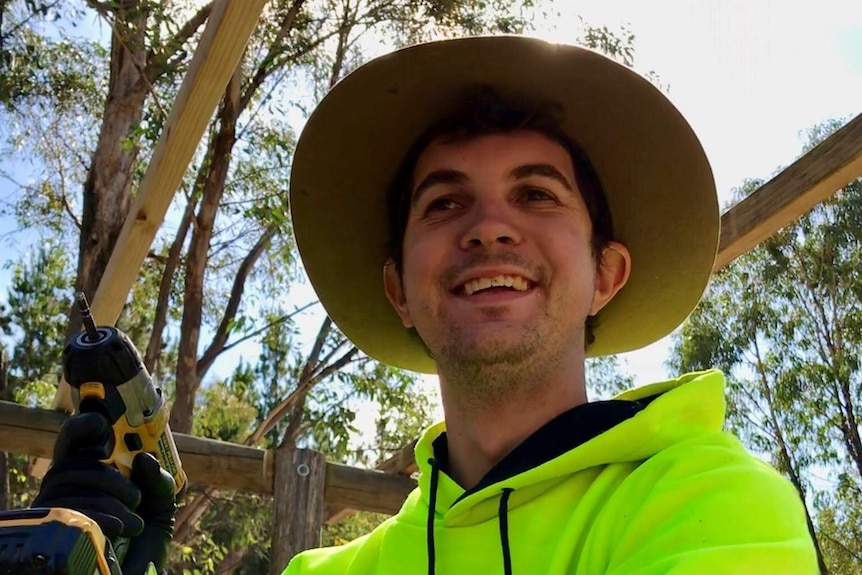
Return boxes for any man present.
[284,35,817,574]
[35,36,817,575]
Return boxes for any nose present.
[459,198,522,250]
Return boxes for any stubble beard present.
[431,309,575,411]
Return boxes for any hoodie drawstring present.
[498,488,514,575]
[427,458,440,575]
[426,460,515,575]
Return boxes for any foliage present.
[0,242,74,511]
[586,356,635,400]
[0,0,93,108]
[0,241,73,406]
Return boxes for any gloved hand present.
[33,411,177,575]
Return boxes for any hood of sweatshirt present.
[283,369,816,575]
[402,369,726,528]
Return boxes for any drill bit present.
[76,292,99,342]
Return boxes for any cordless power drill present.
[0,293,187,575]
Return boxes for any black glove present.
[33,411,177,575]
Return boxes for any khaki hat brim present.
[290,36,719,374]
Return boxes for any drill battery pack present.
[0,508,122,575]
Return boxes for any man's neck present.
[438,367,587,490]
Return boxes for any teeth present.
[463,275,530,295]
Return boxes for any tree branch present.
[144,194,196,372]
[196,225,278,378]
[790,242,835,365]
[245,317,332,445]
[301,316,332,380]
[218,300,319,354]
[280,394,308,447]
[238,0,307,113]
[144,2,214,80]
[56,159,82,230]
[1,0,63,42]
[82,0,111,18]
[213,546,246,575]
[328,0,353,89]
[309,346,359,384]
[173,485,217,544]
[236,20,352,138]
[820,530,862,564]
[309,337,350,379]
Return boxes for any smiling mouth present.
[457,275,534,296]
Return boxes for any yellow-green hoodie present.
[283,370,818,574]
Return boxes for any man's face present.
[384,131,629,378]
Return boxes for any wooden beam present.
[715,112,862,270]
[0,401,415,515]
[324,440,418,524]
[325,460,417,516]
[92,0,269,327]
[377,440,420,476]
[52,0,271,416]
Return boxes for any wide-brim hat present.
[290,35,719,374]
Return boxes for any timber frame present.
[1,0,862,572]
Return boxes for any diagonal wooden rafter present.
[715,112,862,270]
[50,0,271,416]
[93,0,268,325]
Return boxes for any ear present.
[383,260,414,328]
[590,241,632,316]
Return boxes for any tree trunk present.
[837,379,862,485]
[777,434,829,574]
[66,2,149,341]
[170,67,241,434]
[753,342,829,573]
[0,350,9,510]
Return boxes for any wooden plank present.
[324,441,418,524]
[270,448,326,574]
[0,401,416,515]
[377,440,419,476]
[52,0,270,416]
[324,460,416,516]
[0,402,66,459]
[92,0,269,327]
[715,113,862,270]
[175,433,269,493]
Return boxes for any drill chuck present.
[63,327,164,426]
[61,293,187,494]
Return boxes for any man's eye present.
[425,197,460,213]
[521,188,556,202]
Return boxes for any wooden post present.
[269,447,327,574]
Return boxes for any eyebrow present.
[508,163,574,192]
[412,169,468,207]
[411,163,575,207]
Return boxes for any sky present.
[1,1,861,419]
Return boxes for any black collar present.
[433,394,660,503]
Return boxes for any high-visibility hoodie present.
[283,370,818,574]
